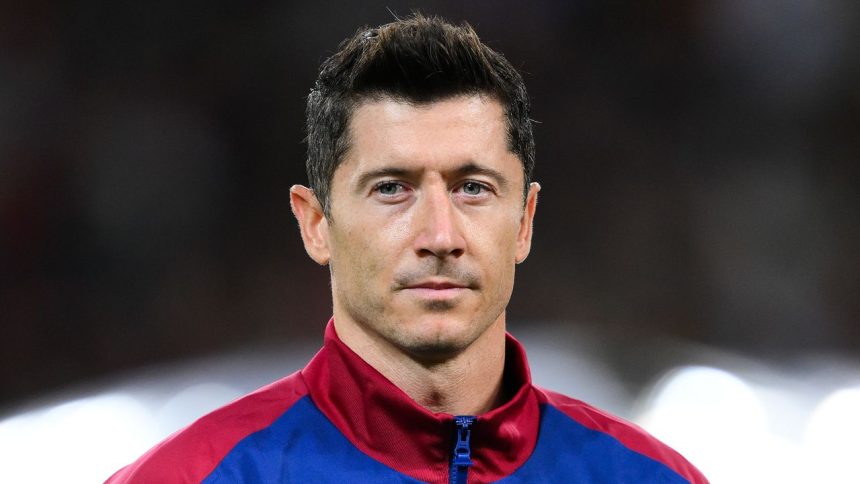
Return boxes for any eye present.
[461,181,487,196]
[374,181,406,196]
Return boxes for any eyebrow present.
[354,162,510,193]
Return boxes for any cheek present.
[474,212,521,258]
[330,218,403,285]
[385,217,413,248]
[329,225,363,285]
[470,213,521,284]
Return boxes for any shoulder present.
[533,386,708,484]
[106,371,309,484]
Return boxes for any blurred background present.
[1,1,858,482]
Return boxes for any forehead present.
[340,95,520,178]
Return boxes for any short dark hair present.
[305,14,535,216]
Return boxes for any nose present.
[413,187,466,259]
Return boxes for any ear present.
[290,185,331,265]
[515,182,540,264]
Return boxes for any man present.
[108,14,707,483]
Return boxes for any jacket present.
[107,321,708,483]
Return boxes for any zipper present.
[449,415,476,484]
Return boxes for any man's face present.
[304,95,538,359]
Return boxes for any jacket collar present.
[301,319,540,483]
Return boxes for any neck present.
[333,315,507,416]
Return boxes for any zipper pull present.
[452,415,476,468]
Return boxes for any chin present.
[394,313,481,358]
[400,337,469,361]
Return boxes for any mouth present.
[401,279,472,299]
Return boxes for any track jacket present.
[107,321,708,483]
